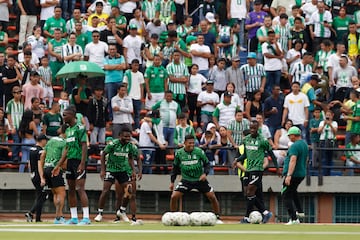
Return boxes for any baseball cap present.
[37,134,48,141]
[206,79,214,84]
[105,137,113,142]
[129,24,138,30]
[206,122,216,131]
[205,12,216,23]
[287,126,301,136]
[247,52,257,59]
[254,0,262,5]
[167,20,175,25]
[231,56,240,61]
[186,35,197,44]
[224,91,233,97]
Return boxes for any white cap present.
[206,123,216,131]
[205,12,216,23]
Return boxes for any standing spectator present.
[145,19,167,41]
[17,0,39,47]
[327,42,350,90]
[144,33,162,67]
[152,90,181,150]
[332,55,357,102]
[196,20,217,55]
[18,41,40,68]
[227,0,249,50]
[38,56,54,108]
[264,85,284,138]
[273,119,293,166]
[129,8,146,38]
[156,0,176,24]
[282,82,310,140]
[176,15,193,40]
[255,15,273,63]
[345,134,360,176]
[332,7,351,44]
[209,58,228,96]
[197,80,219,131]
[225,56,245,110]
[42,102,63,138]
[100,17,124,54]
[0,25,8,54]
[0,0,11,31]
[19,50,34,85]
[62,32,83,64]
[6,86,24,162]
[144,55,168,110]
[301,74,323,121]
[309,2,333,53]
[43,6,67,40]
[286,39,307,71]
[309,107,321,168]
[0,52,5,107]
[227,109,250,147]
[22,71,45,110]
[40,0,59,29]
[282,126,307,225]
[289,17,310,51]
[151,109,168,173]
[313,40,334,75]
[245,0,267,52]
[270,0,295,16]
[240,52,266,101]
[245,90,262,121]
[66,8,87,34]
[74,21,89,52]
[190,34,212,78]
[103,43,126,119]
[289,52,314,85]
[119,0,138,23]
[166,50,189,109]
[139,113,155,174]
[88,1,109,27]
[342,22,360,67]
[220,82,244,111]
[262,29,283,93]
[274,14,291,54]
[142,0,157,23]
[2,55,22,105]
[48,28,67,85]
[213,91,239,128]
[87,86,109,145]
[301,0,318,29]
[111,83,133,137]
[123,24,143,66]
[123,59,145,131]
[27,26,47,59]
[174,113,196,148]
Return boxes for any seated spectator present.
[273,119,293,166]
[345,134,360,176]
[227,109,250,147]
[286,39,306,71]
[245,89,262,121]
[0,24,9,54]
[215,126,231,166]
[88,1,109,27]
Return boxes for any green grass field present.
[1,222,360,240]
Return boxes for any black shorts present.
[174,179,213,194]
[66,159,87,180]
[241,171,250,187]
[104,171,131,185]
[44,167,65,188]
[248,171,263,189]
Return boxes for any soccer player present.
[234,120,275,224]
[25,135,48,222]
[169,134,223,224]
[52,107,90,225]
[94,127,139,224]
[38,125,67,224]
[282,126,308,225]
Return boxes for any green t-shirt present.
[76,33,88,52]
[43,112,63,137]
[351,100,360,134]
[104,139,138,173]
[144,65,168,93]
[173,147,209,182]
[332,16,352,43]
[283,139,308,177]
[65,123,87,160]
[0,31,6,53]
[309,118,321,143]
[44,136,66,168]
[241,134,271,172]
[49,38,67,62]
[44,16,67,39]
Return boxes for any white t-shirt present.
[139,121,155,149]
[283,92,310,125]
[286,48,306,70]
[18,52,40,66]
[261,124,272,139]
[319,120,338,141]
[197,90,219,113]
[262,42,283,71]
[190,43,211,71]
[301,2,318,25]
[188,73,207,94]
[327,53,352,72]
[84,41,108,68]
[229,0,247,20]
[123,35,143,64]
[119,1,137,13]
[40,0,57,20]
[123,71,145,100]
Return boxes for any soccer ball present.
[202,212,217,226]
[162,212,175,226]
[173,212,190,226]
[249,211,263,224]
[190,212,202,226]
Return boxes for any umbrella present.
[56,61,105,79]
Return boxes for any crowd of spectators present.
[1,0,360,175]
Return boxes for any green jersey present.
[43,112,63,137]
[44,16,66,39]
[44,136,66,168]
[49,38,67,62]
[65,123,87,160]
[0,31,6,53]
[76,33,88,52]
[309,118,321,143]
[241,134,271,172]
[332,16,351,43]
[283,139,308,177]
[351,100,360,134]
[144,65,168,93]
[173,147,209,182]
[104,139,138,173]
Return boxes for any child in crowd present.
[38,56,54,108]
[161,38,172,67]
[309,107,322,169]
[174,113,196,148]
[58,91,70,116]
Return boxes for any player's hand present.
[147,93,152,100]
[159,144,166,150]
[52,166,60,177]
[77,162,85,174]
[231,159,238,169]
[40,177,46,187]
[169,182,174,191]
[131,172,136,181]
[137,172,142,181]
[100,170,105,180]
[285,175,291,186]
[199,173,207,181]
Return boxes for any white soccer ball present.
[173,212,190,226]
[205,212,217,226]
[249,211,263,224]
[190,212,203,226]
[162,212,175,226]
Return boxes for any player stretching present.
[169,134,223,224]
[53,107,90,225]
[39,125,67,224]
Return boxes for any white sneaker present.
[130,219,143,225]
[285,219,300,225]
[116,210,130,222]
[216,219,224,224]
[94,214,103,222]
[296,211,305,218]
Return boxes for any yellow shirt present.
[88,13,109,27]
[345,99,356,131]
[348,34,358,57]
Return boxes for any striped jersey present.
[38,66,52,89]
[173,147,209,182]
[174,125,195,145]
[177,25,193,39]
[309,11,332,38]
[230,34,239,58]
[315,49,334,72]
[240,63,266,92]
[142,0,157,21]
[152,99,181,128]
[290,61,313,84]
[6,99,24,130]
[274,24,291,52]
[156,0,176,24]
[166,62,189,94]
[227,118,250,146]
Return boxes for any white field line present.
[0,228,360,235]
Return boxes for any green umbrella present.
[56,61,105,79]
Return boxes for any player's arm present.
[79,140,87,173]
[285,155,297,186]
[136,149,143,180]
[100,150,107,179]
[128,152,136,180]
[52,146,68,176]
[170,156,181,190]
[38,150,46,186]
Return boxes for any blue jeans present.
[61,0,76,20]
[20,138,36,173]
[234,19,245,48]
[218,149,228,165]
[163,127,175,147]
[142,150,155,174]
[265,70,282,93]
[198,69,209,79]
[105,82,121,120]
[132,99,142,130]
[294,124,308,144]
[319,141,334,176]
[11,130,21,162]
